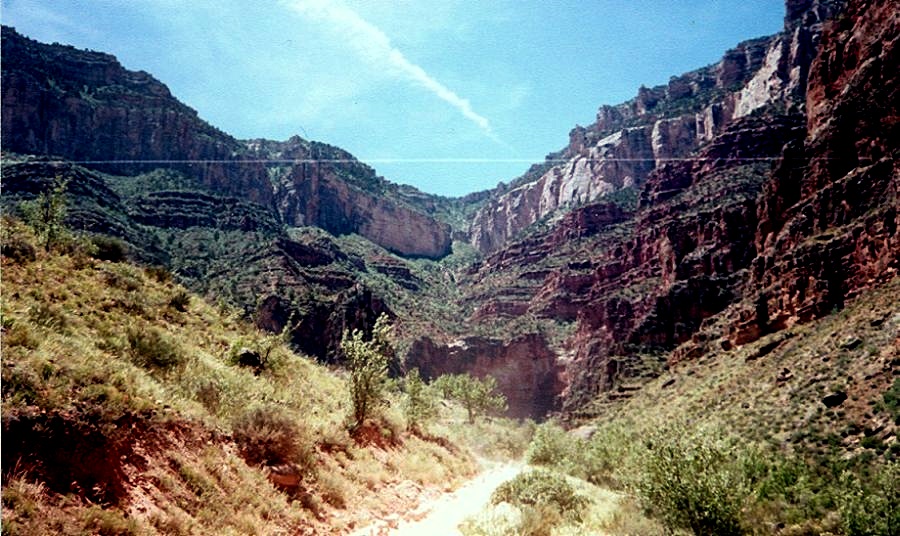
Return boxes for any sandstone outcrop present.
[407,334,564,418]
[469,0,841,254]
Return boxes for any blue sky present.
[2,0,784,197]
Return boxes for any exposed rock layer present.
[0,27,450,259]
[469,0,842,254]
[455,0,899,411]
[407,334,564,419]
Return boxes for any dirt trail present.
[350,461,524,536]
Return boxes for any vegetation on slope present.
[0,217,526,535]
[512,278,900,535]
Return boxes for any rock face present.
[458,0,899,412]
[284,166,451,259]
[407,334,565,419]
[0,27,269,205]
[731,0,900,344]
[464,115,803,409]
[0,26,451,259]
[469,0,842,254]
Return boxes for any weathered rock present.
[468,0,841,255]
[732,0,900,345]
[822,391,848,408]
[236,348,264,374]
[1,26,452,259]
[407,334,564,419]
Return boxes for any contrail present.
[283,0,501,144]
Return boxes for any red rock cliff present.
[469,0,841,254]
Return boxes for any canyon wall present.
[407,334,565,419]
[469,0,842,254]
[0,26,451,259]
[459,0,899,411]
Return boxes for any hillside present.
[2,0,900,532]
[0,219,531,534]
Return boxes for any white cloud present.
[283,0,500,142]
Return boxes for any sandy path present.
[351,461,524,536]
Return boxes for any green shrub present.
[526,422,576,468]
[525,422,633,488]
[403,368,438,431]
[882,378,900,424]
[20,175,70,252]
[127,326,184,370]
[168,290,191,312]
[432,373,507,423]
[232,405,312,469]
[144,265,172,283]
[635,427,752,536]
[342,315,392,429]
[89,235,128,262]
[226,333,280,373]
[491,470,590,524]
[839,461,900,536]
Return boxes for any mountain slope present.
[0,219,483,535]
[0,25,451,260]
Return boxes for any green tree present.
[341,315,392,430]
[433,373,507,423]
[21,175,70,251]
[402,368,438,431]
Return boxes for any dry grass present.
[584,276,900,459]
[1,219,488,534]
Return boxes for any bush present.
[525,422,627,487]
[839,461,900,536]
[144,265,172,283]
[233,405,312,469]
[89,235,128,262]
[168,290,191,312]
[882,378,900,424]
[433,373,507,423]
[226,333,280,373]
[127,326,184,370]
[526,423,576,468]
[635,427,753,536]
[403,368,438,431]
[492,470,590,523]
[20,175,70,251]
[342,315,392,429]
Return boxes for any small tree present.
[21,175,69,251]
[403,368,438,431]
[434,373,507,423]
[342,315,392,430]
